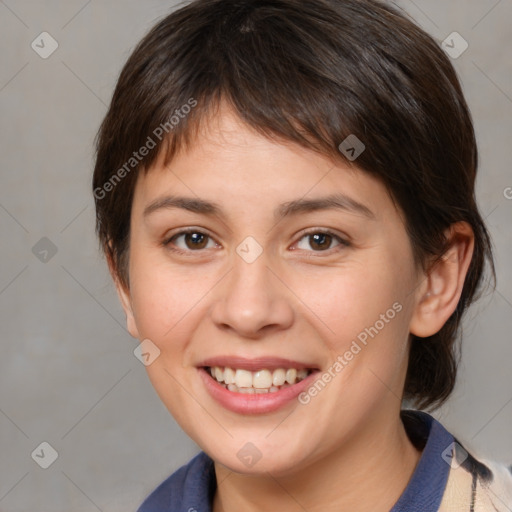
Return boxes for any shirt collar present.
[390,409,453,511]
[138,409,453,511]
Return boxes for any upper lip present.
[197,356,318,372]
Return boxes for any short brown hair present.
[92,0,495,410]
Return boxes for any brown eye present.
[166,230,216,252]
[295,231,348,252]
[309,233,333,251]
[183,232,208,249]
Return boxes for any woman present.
[92,0,512,510]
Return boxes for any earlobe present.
[409,222,475,338]
[106,246,140,340]
[114,278,140,339]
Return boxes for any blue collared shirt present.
[137,410,454,512]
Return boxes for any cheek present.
[128,261,197,343]
[294,258,409,344]
[292,258,415,400]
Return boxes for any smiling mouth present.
[204,366,315,393]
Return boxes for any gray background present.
[0,1,511,510]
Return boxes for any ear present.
[106,247,140,340]
[409,221,475,338]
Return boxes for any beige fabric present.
[438,445,512,511]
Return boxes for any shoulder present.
[137,451,215,512]
[439,437,512,511]
[399,410,512,511]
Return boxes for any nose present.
[210,252,295,339]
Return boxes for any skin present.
[112,104,474,512]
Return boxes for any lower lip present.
[198,367,319,414]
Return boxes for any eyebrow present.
[143,193,375,221]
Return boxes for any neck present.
[212,411,422,512]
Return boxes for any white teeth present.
[224,367,236,384]
[215,367,224,382]
[234,369,253,388]
[285,368,297,384]
[297,368,308,380]
[208,366,312,392]
[272,368,286,386]
[253,369,273,389]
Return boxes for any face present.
[116,106,427,476]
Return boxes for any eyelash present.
[162,227,350,257]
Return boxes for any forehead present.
[132,106,399,224]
